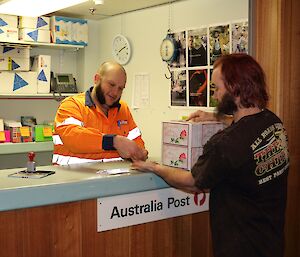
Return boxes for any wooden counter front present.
[0,199,212,257]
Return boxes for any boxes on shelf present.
[0,27,18,42]
[20,126,34,142]
[0,56,30,71]
[50,16,88,46]
[19,28,50,43]
[18,16,50,30]
[31,55,51,93]
[0,46,30,58]
[4,120,33,143]
[20,115,36,139]
[35,124,53,142]
[0,118,8,142]
[0,71,37,94]
[0,14,18,28]
[162,120,224,170]
[0,130,10,143]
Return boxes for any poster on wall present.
[171,70,187,106]
[209,24,230,65]
[188,69,208,106]
[168,20,248,107]
[209,69,218,107]
[187,28,208,67]
[169,31,186,68]
[232,21,249,53]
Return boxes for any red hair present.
[214,53,269,109]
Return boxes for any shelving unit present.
[0,39,84,99]
[0,31,84,167]
[0,141,53,155]
[0,40,85,50]
[0,93,76,99]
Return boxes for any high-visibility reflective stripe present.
[53,126,141,146]
[53,135,63,145]
[56,117,83,128]
[52,154,123,165]
[127,127,141,140]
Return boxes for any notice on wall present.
[97,187,209,232]
[132,73,150,109]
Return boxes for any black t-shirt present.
[191,109,289,257]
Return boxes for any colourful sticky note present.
[20,126,30,137]
[0,131,5,141]
[43,127,53,137]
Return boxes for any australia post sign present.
[97,188,209,232]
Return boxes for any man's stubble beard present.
[215,92,237,120]
[95,82,121,108]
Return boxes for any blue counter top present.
[0,160,169,212]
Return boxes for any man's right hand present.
[113,135,148,161]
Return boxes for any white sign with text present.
[97,188,209,232]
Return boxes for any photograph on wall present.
[188,69,208,106]
[171,70,187,106]
[169,31,186,68]
[232,21,248,53]
[209,69,218,107]
[209,24,230,64]
[187,28,208,67]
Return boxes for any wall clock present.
[112,34,131,65]
[160,34,178,63]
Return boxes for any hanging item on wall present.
[160,32,179,63]
[160,1,179,65]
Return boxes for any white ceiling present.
[50,0,181,20]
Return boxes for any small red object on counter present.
[27,151,36,172]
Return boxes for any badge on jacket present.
[117,120,128,128]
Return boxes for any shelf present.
[0,40,85,50]
[0,93,76,99]
[0,141,53,154]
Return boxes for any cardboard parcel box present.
[18,16,50,30]
[19,28,50,43]
[31,55,51,93]
[0,27,18,42]
[0,14,18,27]
[162,120,224,147]
[51,16,88,46]
[0,46,30,58]
[162,144,203,170]
[0,71,37,94]
[0,56,30,71]
[162,120,224,170]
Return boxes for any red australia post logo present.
[194,191,206,206]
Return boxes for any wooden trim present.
[252,1,300,256]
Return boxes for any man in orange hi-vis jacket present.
[52,61,148,165]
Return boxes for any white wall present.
[96,0,248,158]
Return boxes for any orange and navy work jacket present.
[52,87,145,165]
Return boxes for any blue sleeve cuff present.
[102,134,116,150]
